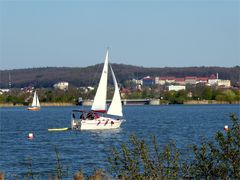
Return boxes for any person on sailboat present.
[86,112,94,120]
[80,112,87,120]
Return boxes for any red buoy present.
[224,125,229,131]
[28,133,34,139]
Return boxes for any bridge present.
[109,99,151,105]
[82,99,154,106]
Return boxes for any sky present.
[0,0,239,70]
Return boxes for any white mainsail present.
[91,50,109,111]
[32,91,40,107]
[107,66,123,117]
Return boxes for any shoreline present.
[0,100,239,107]
[0,102,75,107]
[183,100,240,105]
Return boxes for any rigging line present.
[84,63,102,101]
[35,92,37,107]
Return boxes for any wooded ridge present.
[1,64,239,88]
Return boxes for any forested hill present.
[0,64,239,88]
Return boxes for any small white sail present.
[36,93,40,107]
[32,91,40,107]
[91,50,109,111]
[107,66,123,117]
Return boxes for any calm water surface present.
[0,105,239,178]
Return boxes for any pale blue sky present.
[0,0,239,70]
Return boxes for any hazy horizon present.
[1,63,239,71]
[1,0,239,69]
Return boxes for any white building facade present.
[217,80,231,87]
[53,81,69,90]
[168,85,186,91]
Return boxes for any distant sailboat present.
[27,91,41,111]
[71,50,124,130]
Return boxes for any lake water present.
[0,105,239,178]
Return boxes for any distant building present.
[208,74,218,85]
[168,85,186,91]
[207,73,231,87]
[87,86,95,91]
[132,78,143,85]
[155,77,165,85]
[0,89,10,94]
[78,87,88,93]
[185,76,197,85]
[53,81,69,90]
[21,86,34,93]
[120,88,131,98]
[197,77,208,84]
[141,73,230,88]
[142,76,155,86]
[217,80,231,87]
[165,76,176,84]
[155,76,176,85]
[175,78,185,85]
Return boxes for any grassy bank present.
[183,100,240,104]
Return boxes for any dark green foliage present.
[188,114,240,179]
[202,86,213,100]
[0,89,29,105]
[0,87,93,104]
[165,90,188,104]
[212,114,240,177]
[53,145,69,179]
[215,89,237,103]
[25,157,35,180]
[108,135,180,179]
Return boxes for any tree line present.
[0,85,239,105]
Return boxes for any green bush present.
[108,135,180,179]
[108,114,240,179]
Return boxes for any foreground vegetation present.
[0,114,239,179]
[108,114,240,179]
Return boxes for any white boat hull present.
[71,117,123,130]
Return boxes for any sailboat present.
[27,91,41,111]
[71,50,124,130]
